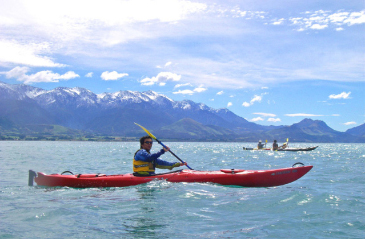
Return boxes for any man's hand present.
[173,162,187,168]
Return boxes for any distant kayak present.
[276,146,318,152]
[243,147,271,150]
[243,146,318,152]
[29,163,312,188]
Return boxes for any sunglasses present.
[144,141,153,145]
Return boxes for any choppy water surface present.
[1,141,364,238]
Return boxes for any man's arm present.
[135,149,165,162]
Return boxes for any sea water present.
[0,141,364,238]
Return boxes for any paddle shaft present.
[156,139,193,170]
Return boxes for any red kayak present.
[29,163,312,188]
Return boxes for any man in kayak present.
[273,140,287,150]
[133,136,186,176]
[273,140,279,150]
[257,140,265,149]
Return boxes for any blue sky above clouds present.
[0,0,364,131]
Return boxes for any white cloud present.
[141,72,181,86]
[0,0,207,47]
[217,91,224,95]
[332,114,340,116]
[5,66,79,84]
[310,24,328,30]
[230,9,267,19]
[0,40,64,67]
[5,66,29,79]
[242,102,251,107]
[193,86,207,93]
[268,118,281,122]
[1,2,364,93]
[251,113,280,122]
[344,11,365,25]
[101,71,128,81]
[251,117,264,122]
[157,58,258,90]
[329,12,350,24]
[288,10,365,31]
[157,61,173,69]
[242,93,267,107]
[253,113,276,117]
[272,18,285,25]
[174,83,192,89]
[85,72,93,77]
[329,92,351,99]
[285,113,324,117]
[343,121,356,125]
[251,95,262,104]
[227,102,232,107]
[173,86,206,95]
[173,89,195,95]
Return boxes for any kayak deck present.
[30,165,313,188]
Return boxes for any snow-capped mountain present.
[0,81,258,134]
[1,81,201,110]
[0,81,46,100]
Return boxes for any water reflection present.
[121,182,170,238]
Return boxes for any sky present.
[0,0,364,132]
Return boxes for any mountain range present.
[0,81,364,142]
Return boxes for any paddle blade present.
[134,123,157,140]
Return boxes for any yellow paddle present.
[134,123,193,170]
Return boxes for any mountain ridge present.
[0,81,363,142]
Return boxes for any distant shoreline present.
[0,137,363,143]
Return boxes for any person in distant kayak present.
[280,143,287,149]
[273,140,279,150]
[133,136,186,176]
[257,140,265,149]
[273,140,287,150]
